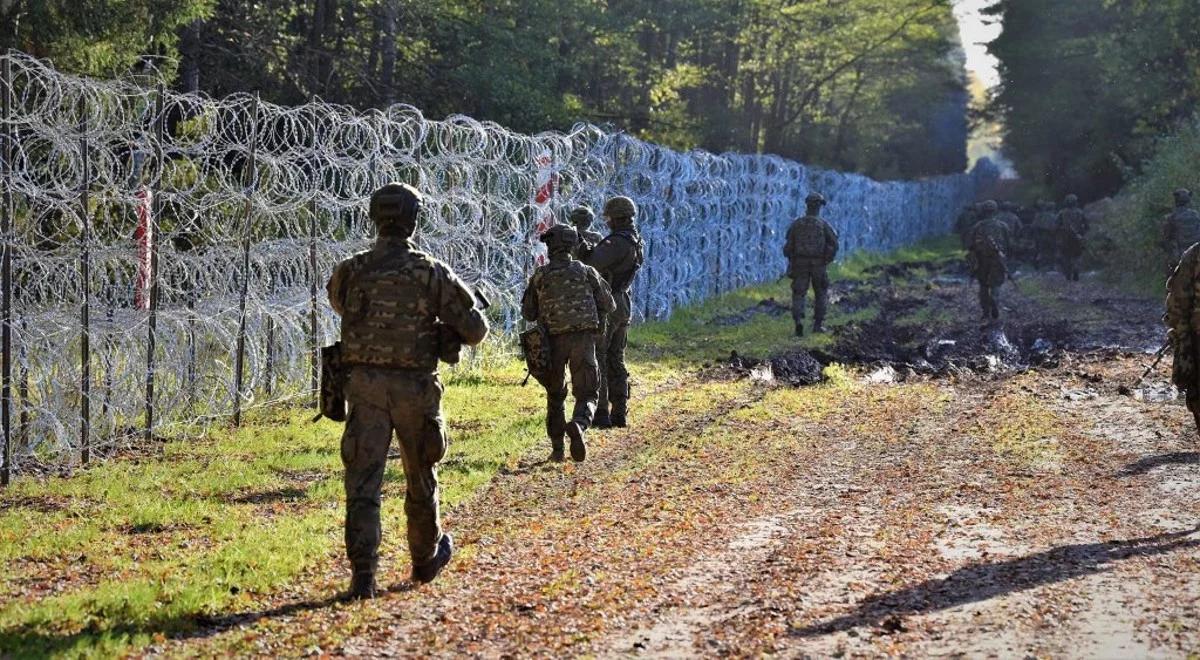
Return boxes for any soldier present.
[1162,188,1200,272]
[1031,200,1058,270]
[997,202,1027,264]
[522,224,615,462]
[783,192,839,337]
[570,206,603,262]
[1056,194,1088,281]
[326,183,489,599]
[585,196,644,429]
[966,200,1011,320]
[955,203,979,247]
[1165,242,1200,434]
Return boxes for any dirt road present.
[167,261,1200,658]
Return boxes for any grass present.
[0,236,960,658]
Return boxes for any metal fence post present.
[1,54,12,485]
[144,82,165,443]
[79,107,91,464]
[308,198,319,402]
[233,94,261,427]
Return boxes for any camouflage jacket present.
[586,226,644,325]
[784,215,839,271]
[327,237,489,372]
[1166,243,1200,395]
[967,217,1011,256]
[522,253,615,335]
[1162,207,1200,259]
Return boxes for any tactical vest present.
[1059,208,1087,235]
[604,230,644,292]
[789,216,828,260]
[534,260,601,335]
[340,249,440,371]
[1170,208,1200,253]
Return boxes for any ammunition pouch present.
[520,323,552,385]
[315,342,347,422]
[436,323,465,365]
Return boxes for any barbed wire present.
[0,51,987,473]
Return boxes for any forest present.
[0,0,970,180]
[985,0,1200,200]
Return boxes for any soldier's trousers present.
[544,331,600,445]
[978,280,1002,319]
[597,321,631,419]
[791,265,830,326]
[341,367,448,576]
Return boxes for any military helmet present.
[1174,188,1192,203]
[369,183,422,231]
[1064,194,1079,206]
[980,200,999,214]
[805,192,826,207]
[569,206,595,226]
[602,196,637,220]
[539,224,578,252]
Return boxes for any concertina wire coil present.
[0,51,990,470]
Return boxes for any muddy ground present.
[161,257,1198,658]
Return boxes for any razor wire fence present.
[0,50,990,478]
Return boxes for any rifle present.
[1132,340,1172,388]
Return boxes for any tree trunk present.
[379,0,398,106]
[179,19,202,93]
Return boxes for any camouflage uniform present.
[570,207,604,262]
[955,204,979,247]
[966,200,1011,320]
[784,192,839,336]
[997,203,1028,264]
[522,225,616,462]
[1162,189,1200,273]
[1165,242,1200,433]
[585,197,644,429]
[327,183,488,596]
[1056,195,1088,281]
[1031,201,1059,269]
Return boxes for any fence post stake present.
[232,94,261,427]
[79,105,91,464]
[144,82,165,443]
[308,198,319,403]
[1,54,12,486]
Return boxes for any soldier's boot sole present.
[567,422,587,462]
[412,533,454,584]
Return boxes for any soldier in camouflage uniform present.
[1031,200,1059,270]
[956,203,979,248]
[570,206,604,262]
[784,192,839,337]
[1056,194,1088,281]
[1165,242,1200,434]
[585,196,644,429]
[966,200,1011,320]
[1162,189,1200,273]
[327,183,489,599]
[522,224,615,462]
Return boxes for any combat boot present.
[341,571,377,601]
[566,421,587,462]
[592,411,612,429]
[412,533,454,584]
[549,437,565,463]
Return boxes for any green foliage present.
[1101,120,1200,292]
[986,0,1200,200]
[0,0,214,76]
[5,0,968,180]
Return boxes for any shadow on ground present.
[790,526,1200,638]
